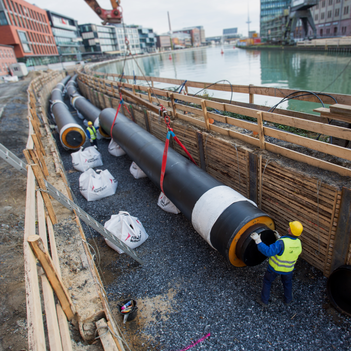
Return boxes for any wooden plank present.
[314,107,351,123]
[56,304,73,351]
[264,126,351,162]
[329,187,351,273]
[257,112,265,149]
[174,102,203,116]
[224,103,261,119]
[24,166,46,351]
[201,100,210,130]
[173,92,202,104]
[262,111,351,141]
[265,142,351,178]
[176,112,206,128]
[27,235,76,321]
[32,164,57,224]
[329,104,351,116]
[46,215,61,278]
[32,134,49,177]
[96,318,119,351]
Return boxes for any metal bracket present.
[0,143,27,176]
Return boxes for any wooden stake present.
[201,99,210,130]
[257,111,265,149]
[96,318,119,351]
[56,304,73,351]
[27,235,75,321]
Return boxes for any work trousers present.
[261,268,293,304]
[90,139,98,147]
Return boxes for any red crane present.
[84,0,123,24]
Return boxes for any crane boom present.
[84,0,122,24]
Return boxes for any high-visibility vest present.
[87,126,97,140]
[269,237,302,273]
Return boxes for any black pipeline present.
[99,108,276,267]
[66,75,110,138]
[50,76,85,150]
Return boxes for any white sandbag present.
[104,211,148,254]
[79,168,117,201]
[130,161,147,179]
[157,192,181,214]
[71,146,103,172]
[108,139,126,157]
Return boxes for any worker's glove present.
[273,230,281,240]
[90,139,92,143]
[250,232,262,244]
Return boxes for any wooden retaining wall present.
[76,72,351,278]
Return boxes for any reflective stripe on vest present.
[269,237,302,273]
[87,126,97,140]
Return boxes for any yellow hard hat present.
[289,221,303,236]
[88,121,93,126]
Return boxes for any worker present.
[86,121,98,148]
[250,221,303,307]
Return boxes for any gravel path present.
[53,91,351,351]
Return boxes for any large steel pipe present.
[50,77,85,150]
[66,76,110,138]
[100,108,276,267]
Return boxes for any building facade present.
[0,0,58,66]
[310,0,351,37]
[223,27,240,41]
[137,26,156,53]
[156,34,171,50]
[0,43,16,75]
[174,27,201,47]
[260,0,291,39]
[46,11,81,62]
[115,25,142,55]
[79,23,118,55]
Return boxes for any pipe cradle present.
[50,77,85,150]
[99,108,276,267]
[66,76,110,138]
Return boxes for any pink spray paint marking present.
[176,333,211,351]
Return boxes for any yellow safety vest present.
[269,237,302,273]
[87,126,97,140]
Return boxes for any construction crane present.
[84,0,123,25]
[284,0,318,44]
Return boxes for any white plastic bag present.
[157,192,180,214]
[130,161,147,179]
[108,139,126,157]
[104,211,148,254]
[79,169,117,201]
[71,146,103,172]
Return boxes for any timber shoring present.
[77,71,351,277]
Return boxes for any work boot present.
[256,297,268,308]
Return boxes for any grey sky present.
[31,0,260,37]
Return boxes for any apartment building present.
[0,0,58,66]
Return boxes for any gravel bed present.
[52,94,351,351]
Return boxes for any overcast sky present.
[31,0,261,37]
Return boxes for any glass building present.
[46,10,81,62]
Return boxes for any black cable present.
[193,79,234,104]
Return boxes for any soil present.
[0,76,32,350]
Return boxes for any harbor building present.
[156,34,171,51]
[223,28,241,42]
[310,0,351,37]
[114,25,142,55]
[0,43,16,75]
[0,0,58,66]
[79,23,118,56]
[136,26,156,53]
[46,10,82,62]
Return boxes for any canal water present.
[96,45,351,114]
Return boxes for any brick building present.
[0,43,16,75]
[0,0,58,66]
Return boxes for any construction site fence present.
[77,69,351,278]
[22,71,126,350]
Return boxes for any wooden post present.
[258,155,263,208]
[32,134,49,177]
[249,84,254,104]
[24,166,46,351]
[201,99,210,130]
[147,88,152,103]
[27,235,76,321]
[257,111,265,150]
[170,93,177,119]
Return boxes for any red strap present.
[110,102,122,137]
[173,135,197,165]
[160,133,170,193]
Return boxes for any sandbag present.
[104,211,148,254]
[79,168,118,201]
[130,161,147,179]
[71,146,103,172]
[108,139,126,157]
[157,192,181,214]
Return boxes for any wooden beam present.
[32,164,57,224]
[201,99,210,130]
[32,134,49,177]
[96,318,119,351]
[257,112,265,149]
[329,104,351,116]
[56,304,73,351]
[27,235,76,321]
[24,166,46,351]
